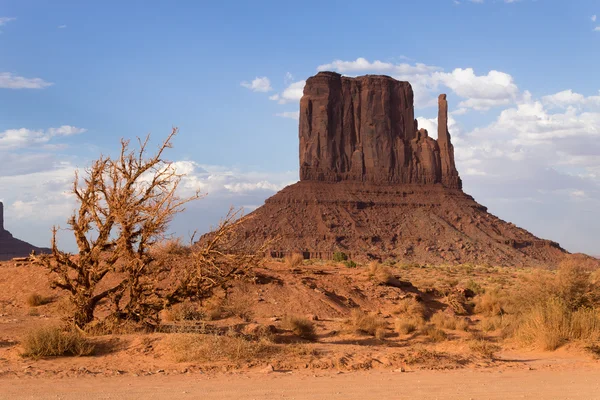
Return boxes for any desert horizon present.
[1,1,599,399]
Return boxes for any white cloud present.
[270,80,305,104]
[58,24,67,29]
[240,76,273,92]
[0,72,53,89]
[317,57,441,76]
[434,68,520,110]
[595,26,600,32]
[284,72,294,84]
[316,58,521,110]
[275,111,299,120]
[0,126,86,150]
[592,15,597,22]
[0,17,16,26]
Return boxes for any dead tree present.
[34,128,200,328]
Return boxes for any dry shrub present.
[469,338,501,359]
[203,298,224,321]
[222,289,254,322]
[515,298,600,351]
[394,297,427,319]
[151,237,191,258]
[349,310,387,339]
[26,293,52,307]
[431,312,469,331]
[282,316,316,340]
[163,301,203,322]
[444,292,470,315]
[368,262,394,286]
[422,325,448,342]
[21,326,94,359]
[285,253,304,268]
[474,289,507,317]
[169,332,275,362]
[480,315,505,332]
[555,259,599,309]
[395,316,424,335]
[285,343,320,357]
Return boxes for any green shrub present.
[333,252,348,262]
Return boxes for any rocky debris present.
[0,202,50,262]
[222,72,568,267]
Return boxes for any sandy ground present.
[2,369,600,400]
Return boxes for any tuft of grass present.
[21,326,94,359]
[474,289,507,317]
[395,315,424,335]
[469,338,501,359]
[348,310,387,339]
[285,253,305,268]
[282,316,317,340]
[26,293,52,307]
[514,298,600,351]
[222,289,254,322]
[169,332,275,362]
[421,325,448,342]
[394,297,427,319]
[333,252,348,262]
[163,301,203,322]
[431,311,469,331]
[367,262,394,286]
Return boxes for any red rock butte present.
[0,202,50,261]
[229,72,567,267]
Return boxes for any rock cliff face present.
[217,72,570,267]
[0,202,50,261]
[299,72,461,189]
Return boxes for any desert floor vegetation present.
[21,326,94,359]
[2,239,599,373]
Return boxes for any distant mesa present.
[220,72,570,267]
[0,202,50,261]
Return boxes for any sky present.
[0,0,599,254]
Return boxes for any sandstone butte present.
[222,71,578,268]
[0,202,50,261]
[0,74,581,268]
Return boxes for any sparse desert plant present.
[222,287,254,322]
[465,279,485,295]
[444,292,470,315]
[285,253,304,268]
[169,332,275,362]
[26,293,52,307]
[431,311,469,331]
[480,315,504,332]
[394,297,427,319]
[513,297,600,351]
[21,326,94,359]
[421,325,448,342]
[349,309,387,339]
[474,289,507,317]
[203,297,224,321]
[282,315,316,340]
[343,260,357,268]
[333,252,348,262]
[395,315,424,335]
[163,301,203,322]
[368,262,394,286]
[469,338,501,359]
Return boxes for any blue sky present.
[1,0,599,254]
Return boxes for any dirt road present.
[2,369,599,400]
